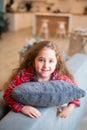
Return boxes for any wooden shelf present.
[33,13,72,36]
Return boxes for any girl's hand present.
[21,106,41,118]
[57,104,75,118]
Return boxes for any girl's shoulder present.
[60,75,77,86]
[18,66,34,75]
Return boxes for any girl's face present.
[34,47,57,82]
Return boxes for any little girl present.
[3,41,80,118]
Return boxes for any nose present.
[43,61,49,68]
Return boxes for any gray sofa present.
[0,53,87,130]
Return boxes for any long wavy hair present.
[4,40,75,89]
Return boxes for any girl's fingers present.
[21,106,41,118]
[29,112,41,118]
[28,108,41,118]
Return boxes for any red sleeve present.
[3,70,27,112]
[60,75,80,107]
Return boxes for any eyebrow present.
[38,57,56,60]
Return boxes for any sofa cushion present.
[11,80,86,107]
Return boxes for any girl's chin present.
[40,74,50,79]
[37,72,51,79]
[41,73,50,77]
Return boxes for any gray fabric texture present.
[12,80,86,107]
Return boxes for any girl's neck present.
[37,77,51,82]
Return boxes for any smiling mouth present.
[42,70,49,72]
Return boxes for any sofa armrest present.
[0,91,10,120]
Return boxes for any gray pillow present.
[11,80,86,107]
